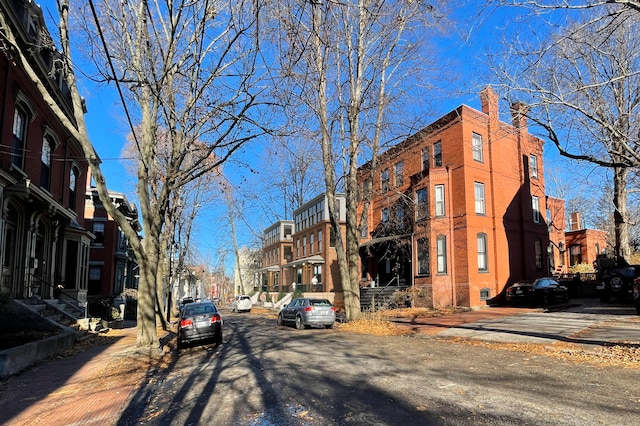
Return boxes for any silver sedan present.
[278,297,336,329]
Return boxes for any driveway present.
[432,299,640,345]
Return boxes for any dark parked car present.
[177,301,223,349]
[633,277,640,315]
[596,265,640,302]
[505,278,569,307]
[278,297,336,329]
[178,296,195,315]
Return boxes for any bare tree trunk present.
[614,166,631,261]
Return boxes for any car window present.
[310,299,332,306]
[534,279,552,289]
[240,296,250,300]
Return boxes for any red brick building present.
[0,0,92,303]
[357,87,606,308]
[84,187,141,301]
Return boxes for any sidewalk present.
[0,323,146,426]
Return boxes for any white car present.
[231,295,252,313]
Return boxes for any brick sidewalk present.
[0,325,144,426]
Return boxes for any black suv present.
[596,265,640,302]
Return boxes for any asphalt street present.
[116,303,640,426]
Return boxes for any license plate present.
[196,320,210,328]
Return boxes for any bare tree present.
[270,0,448,319]
[490,4,640,263]
[58,0,268,347]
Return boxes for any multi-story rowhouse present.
[84,186,141,304]
[0,1,92,304]
[357,87,607,309]
[260,220,294,292]
[259,193,347,305]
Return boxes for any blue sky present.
[34,1,582,271]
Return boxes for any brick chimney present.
[570,212,581,231]
[480,86,498,124]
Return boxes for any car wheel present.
[324,324,333,329]
[295,315,305,330]
[277,313,284,326]
[214,331,223,344]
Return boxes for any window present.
[296,239,300,257]
[416,188,428,220]
[360,219,368,238]
[92,222,105,246]
[474,182,485,215]
[417,238,430,275]
[394,161,404,186]
[310,234,314,255]
[570,245,582,266]
[382,207,390,223]
[530,155,538,178]
[318,231,322,253]
[381,168,389,192]
[313,265,322,284]
[472,133,483,162]
[480,288,490,300]
[477,233,488,272]
[303,236,307,256]
[69,166,79,210]
[535,238,543,270]
[395,205,404,222]
[422,147,430,171]
[41,136,52,190]
[433,141,442,167]
[436,235,447,274]
[89,266,102,281]
[360,178,371,201]
[12,107,28,169]
[532,196,540,223]
[435,184,445,217]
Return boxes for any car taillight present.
[211,313,221,323]
[180,319,193,328]
[304,306,313,312]
[331,307,336,312]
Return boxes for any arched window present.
[41,136,52,190]
[12,92,37,170]
[12,107,28,169]
[69,166,79,209]
[477,233,488,272]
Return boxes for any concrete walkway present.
[396,299,640,345]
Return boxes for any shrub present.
[569,263,595,274]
